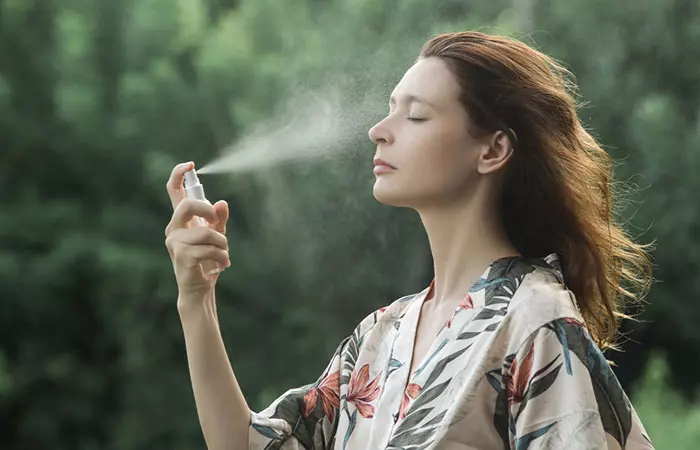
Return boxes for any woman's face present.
[369,57,487,210]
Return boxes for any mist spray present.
[183,169,223,276]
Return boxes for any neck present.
[417,193,520,306]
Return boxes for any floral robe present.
[248,253,654,449]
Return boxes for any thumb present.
[213,200,229,234]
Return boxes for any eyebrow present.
[389,94,436,108]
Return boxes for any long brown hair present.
[420,31,654,351]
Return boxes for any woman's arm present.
[179,292,251,450]
[164,162,248,449]
[500,317,654,449]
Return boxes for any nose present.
[368,117,393,146]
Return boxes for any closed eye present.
[407,117,427,122]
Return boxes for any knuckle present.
[176,198,192,212]
[165,234,179,251]
[211,229,226,247]
[197,226,212,241]
[191,228,212,245]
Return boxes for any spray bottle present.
[184,169,223,276]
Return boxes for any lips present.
[373,158,397,169]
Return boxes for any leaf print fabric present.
[346,364,382,418]
[398,383,422,420]
[303,368,340,422]
[490,317,653,450]
[248,337,347,450]
[247,253,654,449]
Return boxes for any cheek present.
[411,127,473,187]
[373,126,477,207]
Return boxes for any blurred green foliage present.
[632,353,700,449]
[0,0,699,448]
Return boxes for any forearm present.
[179,292,250,450]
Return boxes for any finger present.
[172,227,228,250]
[171,198,218,229]
[166,228,227,252]
[175,244,231,268]
[213,200,229,235]
[166,161,195,210]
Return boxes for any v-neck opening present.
[405,279,436,379]
[402,255,521,387]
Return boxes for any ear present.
[477,129,515,175]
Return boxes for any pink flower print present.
[398,383,422,420]
[302,369,340,422]
[346,364,382,418]
[504,342,534,407]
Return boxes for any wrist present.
[177,289,216,320]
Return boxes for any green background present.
[1,0,699,448]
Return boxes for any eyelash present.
[387,108,426,122]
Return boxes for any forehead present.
[391,57,461,107]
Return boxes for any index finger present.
[166,161,195,210]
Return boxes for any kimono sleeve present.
[503,317,654,450]
[248,336,348,450]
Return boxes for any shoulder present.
[500,253,584,354]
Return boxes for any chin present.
[373,180,414,208]
[373,178,450,210]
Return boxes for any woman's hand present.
[164,162,231,302]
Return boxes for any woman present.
[165,32,654,449]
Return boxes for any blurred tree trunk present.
[1,0,57,129]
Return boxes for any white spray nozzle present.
[184,169,207,201]
[184,170,200,188]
